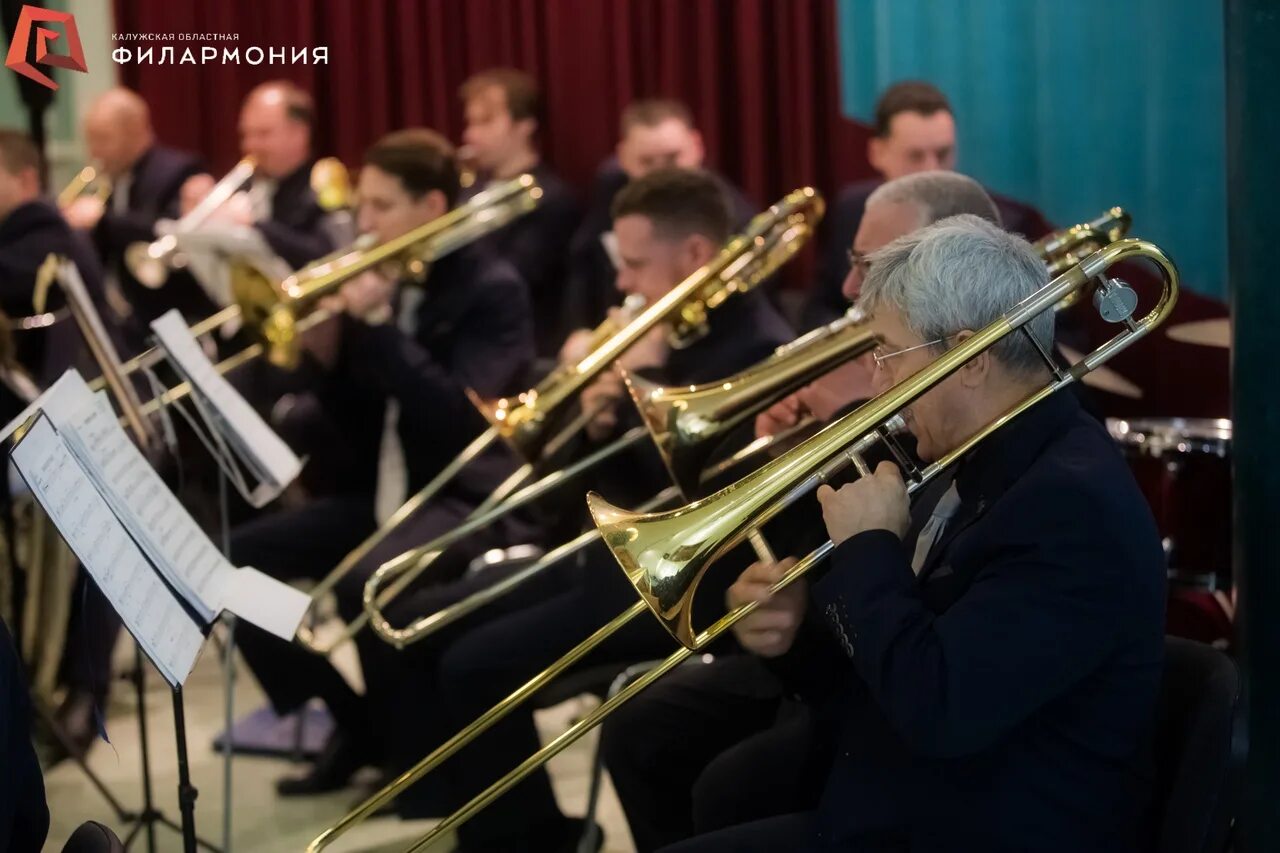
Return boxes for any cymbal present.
[1167,318,1231,349]
[1059,345,1144,400]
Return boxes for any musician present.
[600,171,1006,852]
[229,127,534,795]
[179,80,350,270]
[1,616,48,852]
[63,87,209,334]
[458,69,581,356]
[414,168,791,850]
[804,81,1052,327]
[565,99,756,334]
[666,216,1166,852]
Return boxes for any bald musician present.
[62,87,208,334]
[564,99,757,334]
[458,69,581,357]
[179,80,351,270]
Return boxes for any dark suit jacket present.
[254,162,351,270]
[0,200,122,385]
[305,244,534,502]
[462,163,582,357]
[0,617,48,853]
[563,159,758,335]
[803,179,1054,328]
[90,144,210,329]
[776,391,1165,852]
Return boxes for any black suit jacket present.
[0,200,123,385]
[776,391,1165,851]
[254,162,351,270]
[462,163,582,357]
[563,159,757,335]
[803,179,1054,328]
[0,617,48,853]
[91,144,210,328]
[308,244,534,501]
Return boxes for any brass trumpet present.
[359,307,878,649]
[294,187,827,655]
[57,162,112,208]
[307,237,1178,851]
[124,157,257,289]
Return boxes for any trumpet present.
[359,307,878,649]
[307,237,1179,851]
[123,157,257,289]
[293,186,827,655]
[57,162,112,208]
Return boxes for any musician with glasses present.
[458,68,581,357]
[63,87,208,336]
[601,171,1006,852]
[665,215,1165,852]
[228,128,535,796]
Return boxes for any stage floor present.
[41,627,635,852]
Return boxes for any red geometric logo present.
[5,5,88,91]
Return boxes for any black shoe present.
[276,728,372,796]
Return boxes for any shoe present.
[276,728,372,796]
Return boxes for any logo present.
[5,5,88,91]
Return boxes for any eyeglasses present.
[845,248,870,277]
[872,336,955,370]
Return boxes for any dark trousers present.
[434,539,745,851]
[600,654,824,852]
[659,812,890,853]
[62,571,122,701]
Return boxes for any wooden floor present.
[41,627,636,852]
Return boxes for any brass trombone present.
[307,237,1178,851]
[1034,206,1131,276]
[294,186,827,654]
[124,156,257,289]
[359,307,878,649]
[57,162,112,208]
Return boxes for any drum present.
[1108,417,1233,584]
[1108,417,1234,646]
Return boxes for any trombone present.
[93,173,543,412]
[351,205,1127,650]
[307,236,1179,851]
[57,162,112,208]
[360,307,878,649]
[124,156,257,289]
[294,186,827,654]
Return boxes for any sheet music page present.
[10,417,204,686]
[41,372,229,621]
[150,310,302,498]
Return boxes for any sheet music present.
[10,416,204,686]
[8,369,312,641]
[150,310,302,505]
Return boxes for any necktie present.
[910,481,962,574]
[373,288,425,524]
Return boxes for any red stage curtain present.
[111,0,874,236]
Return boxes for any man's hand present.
[579,367,625,442]
[754,392,808,440]
[178,173,216,216]
[727,558,806,657]
[337,271,396,323]
[617,317,668,372]
[816,461,911,546]
[559,327,597,366]
[62,196,105,230]
[796,356,877,422]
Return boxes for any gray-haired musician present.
[668,216,1165,852]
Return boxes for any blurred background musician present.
[458,68,581,359]
[804,81,1051,328]
[229,127,534,796]
[61,87,207,343]
[179,80,351,271]
[669,217,1164,852]
[600,171,1006,853]
[564,99,757,335]
[402,168,791,850]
